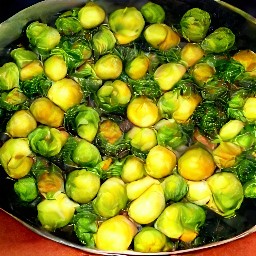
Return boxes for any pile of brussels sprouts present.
[1,0,256,253]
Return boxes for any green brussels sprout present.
[0,88,27,110]
[11,48,38,68]
[26,21,61,54]
[126,175,160,201]
[0,62,19,90]
[37,192,79,231]
[155,202,206,242]
[93,177,128,218]
[94,54,123,80]
[66,169,100,203]
[64,104,100,142]
[30,97,64,128]
[201,27,235,53]
[19,60,44,81]
[219,120,245,141]
[180,8,211,42]
[178,146,216,181]
[109,7,145,44]
[161,173,188,202]
[206,172,244,217]
[243,179,256,198]
[28,125,69,157]
[47,78,83,111]
[144,24,180,51]
[0,138,33,179]
[6,110,37,137]
[92,25,116,56]
[78,2,106,29]
[121,155,145,183]
[72,139,102,168]
[14,176,38,202]
[145,145,177,179]
[128,183,165,224]
[134,227,167,253]
[95,215,137,251]
[44,55,67,82]
[140,2,165,24]
[127,96,160,127]
[96,80,131,113]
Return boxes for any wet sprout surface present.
[1,0,256,253]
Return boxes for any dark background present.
[0,0,255,22]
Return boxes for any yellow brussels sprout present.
[232,49,256,72]
[243,97,256,121]
[181,43,205,67]
[125,54,150,80]
[178,146,216,181]
[144,23,180,51]
[127,96,160,127]
[126,175,160,201]
[65,169,100,204]
[95,215,138,251]
[191,62,215,85]
[121,155,145,183]
[134,227,167,253]
[20,60,44,81]
[109,7,145,44]
[154,63,186,91]
[37,192,79,231]
[128,183,165,224]
[78,2,106,29]
[0,138,33,179]
[94,54,123,80]
[30,97,64,127]
[47,78,83,111]
[219,120,245,141]
[6,110,37,137]
[44,55,67,81]
[145,145,177,179]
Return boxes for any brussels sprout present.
[155,202,206,242]
[128,183,165,224]
[92,25,116,56]
[11,48,38,68]
[0,88,27,110]
[206,172,244,217]
[144,24,180,51]
[0,138,33,179]
[127,96,160,127]
[180,8,211,42]
[37,192,79,231]
[72,139,102,168]
[44,55,67,81]
[6,110,37,137]
[26,21,61,54]
[95,215,137,251]
[134,227,167,253]
[0,62,19,90]
[126,175,160,201]
[218,120,245,141]
[93,177,128,218]
[94,54,123,80]
[180,43,205,67]
[201,27,235,53]
[66,169,100,203]
[109,7,145,44]
[186,180,212,205]
[64,104,100,142]
[28,125,69,157]
[47,78,83,111]
[78,2,106,29]
[232,49,256,72]
[125,54,150,80]
[243,97,256,121]
[154,62,186,91]
[145,145,177,179]
[191,62,215,86]
[14,176,38,202]
[161,173,188,202]
[140,2,165,24]
[96,80,132,113]
[178,146,216,181]
[243,179,256,198]
[121,155,145,183]
[30,97,64,127]
[126,126,157,153]
[19,60,44,81]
